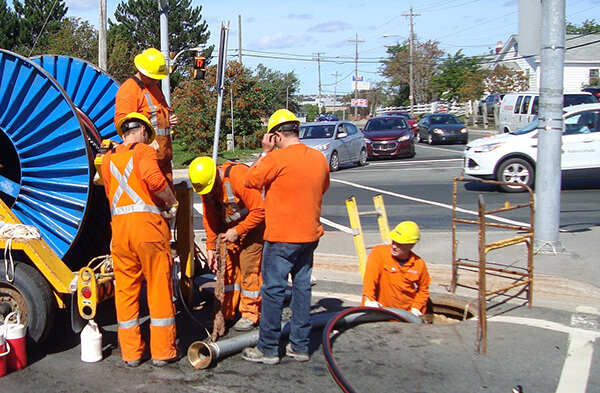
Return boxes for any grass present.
[171,138,261,169]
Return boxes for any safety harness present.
[130,76,171,136]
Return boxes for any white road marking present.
[320,217,353,233]
[331,178,531,228]
[491,315,600,393]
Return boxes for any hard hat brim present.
[134,54,168,80]
[116,112,156,144]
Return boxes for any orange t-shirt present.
[245,143,330,243]
[362,245,431,313]
[114,77,171,130]
[202,163,265,251]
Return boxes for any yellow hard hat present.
[267,109,300,133]
[134,48,168,80]
[389,221,420,244]
[116,112,156,143]
[188,157,217,195]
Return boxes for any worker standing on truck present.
[242,109,330,364]
[114,48,178,185]
[101,112,179,367]
[361,221,431,317]
[188,156,265,332]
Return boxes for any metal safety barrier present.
[451,177,534,355]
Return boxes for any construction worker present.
[242,109,330,365]
[114,48,178,185]
[188,157,265,331]
[100,112,179,367]
[361,221,431,317]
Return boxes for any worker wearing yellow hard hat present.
[100,111,180,368]
[361,221,431,317]
[114,47,178,187]
[188,156,265,332]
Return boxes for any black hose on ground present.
[322,307,421,393]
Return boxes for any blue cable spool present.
[30,55,120,142]
[0,49,108,264]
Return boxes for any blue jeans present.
[257,240,318,356]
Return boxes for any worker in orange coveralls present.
[101,112,179,368]
[361,221,431,317]
[114,48,178,185]
[188,156,265,332]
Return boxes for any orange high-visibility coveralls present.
[101,142,177,363]
[361,244,431,314]
[114,77,173,184]
[202,162,265,323]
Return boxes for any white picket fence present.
[376,102,477,118]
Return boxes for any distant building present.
[488,34,600,91]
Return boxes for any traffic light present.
[193,56,206,80]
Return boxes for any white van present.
[498,91,596,133]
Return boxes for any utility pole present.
[314,52,324,113]
[332,71,341,115]
[534,0,565,252]
[238,15,242,64]
[348,35,364,120]
[403,6,419,117]
[158,0,170,105]
[98,0,107,70]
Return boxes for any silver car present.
[299,121,367,171]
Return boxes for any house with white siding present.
[488,34,600,91]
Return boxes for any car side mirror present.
[337,132,348,139]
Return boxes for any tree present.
[484,65,529,94]
[12,0,68,55]
[431,50,483,102]
[566,19,600,34]
[254,64,300,114]
[0,0,19,50]
[172,61,265,156]
[381,37,444,104]
[41,17,98,63]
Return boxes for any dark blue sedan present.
[417,113,468,145]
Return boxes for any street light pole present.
[403,6,419,117]
[348,34,364,120]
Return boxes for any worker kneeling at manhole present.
[361,221,431,320]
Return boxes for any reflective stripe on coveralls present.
[221,163,249,225]
[118,318,139,329]
[109,157,162,216]
[223,283,260,298]
[142,91,170,135]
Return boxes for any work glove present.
[410,307,423,317]
[364,300,382,308]
[161,202,179,219]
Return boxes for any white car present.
[464,103,600,192]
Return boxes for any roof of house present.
[493,34,600,64]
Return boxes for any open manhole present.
[424,294,477,324]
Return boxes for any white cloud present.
[308,20,352,33]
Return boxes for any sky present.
[61,0,600,95]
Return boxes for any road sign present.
[352,81,371,91]
[351,98,368,108]
[352,75,363,82]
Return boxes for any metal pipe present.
[188,308,420,369]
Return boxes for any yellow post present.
[373,194,390,244]
[346,196,368,278]
[174,182,195,308]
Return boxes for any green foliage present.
[305,104,318,122]
[172,61,265,157]
[12,0,67,55]
[42,17,98,63]
[484,65,529,94]
[0,0,19,50]
[431,50,483,102]
[566,19,600,34]
[253,64,300,114]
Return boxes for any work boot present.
[285,343,310,362]
[152,352,182,367]
[125,353,149,368]
[233,317,256,332]
[242,346,279,365]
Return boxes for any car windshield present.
[511,119,538,135]
[365,118,407,131]
[299,125,334,139]
[564,94,597,107]
[430,115,460,125]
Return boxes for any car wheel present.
[495,158,534,193]
[408,141,416,158]
[329,151,340,172]
[358,149,367,166]
[427,132,434,145]
[416,132,421,143]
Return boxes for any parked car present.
[582,87,600,101]
[362,116,415,159]
[463,103,600,192]
[315,113,339,122]
[478,93,505,117]
[498,91,596,133]
[380,110,418,135]
[417,113,468,144]
[299,121,366,171]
